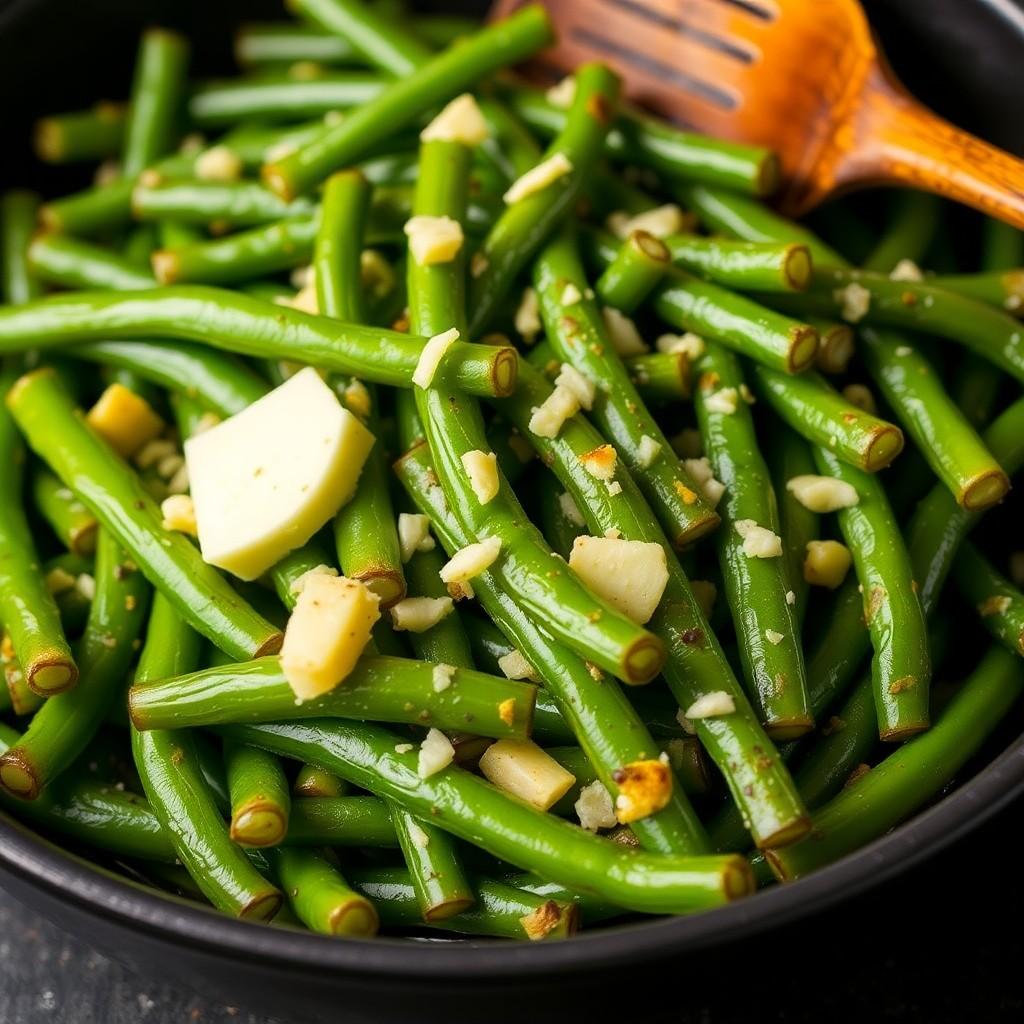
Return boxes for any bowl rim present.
[2,730,1022,979]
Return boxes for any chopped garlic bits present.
[514,287,542,344]
[160,494,197,536]
[558,491,585,528]
[569,536,668,624]
[618,204,686,240]
[601,307,648,355]
[657,331,705,359]
[403,214,464,266]
[704,386,739,415]
[280,575,380,700]
[685,691,736,719]
[417,727,455,778]
[683,457,725,507]
[734,519,783,558]
[545,75,576,109]
[420,93,489,145]
[86,383,164,458]
[397,512,435,563]
[460,449,499,505]
[554,363,595,410]
[889,258,924,282]
[195,144,243,182]
[479,738,575,810]
[432,663,456,693]
[412,328,460,389]
[835,281,872,323]
[503,152,573,205]
[497,648,540,683]
[579,444,617,481]
[390,596,454,633]
[613,759,672,823]
[803,539,852,589]
[636,434,662,469]
[560,282,582,306]
[786,474,859,513]
[185,367,374,580]
[439,536,501,588]
[575,779,617,831]
[528,385,579,438]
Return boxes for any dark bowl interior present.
[1,1,1023,1021]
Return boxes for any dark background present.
[1,0,1023,1021]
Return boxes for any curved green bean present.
[952,543,1024,656]
[225,740,291,847]
[28,234,156,292]
[32,465,98,556]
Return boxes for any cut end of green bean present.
[329,897,381,936]
[424,895,476,923]
[960,468,1011,511]
[230,801,289,847]
[254,632,285,657]
[782,244,812,291]
[490,346,520,398]
[622,635,667,685]
[356,567,406,609]
[787,324,820,374]
[757,813,812,851]
[0,753,41,801]
[764,715,815,743]
[240,890,284,922]
[26,659,78,697]
[520,899,581,940]
[816,323,856,375]
[863,426,905,472]
[756,152,782,198]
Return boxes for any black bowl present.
[1,1,1023,1021]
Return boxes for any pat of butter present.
[185,367,374,580]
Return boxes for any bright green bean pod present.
[504,87,779,197]
[594,229,670,313]
[952,543,1024,656]
[225,740,291,847]
[767,646,1024,879]
[122,29,189,178]
[928,269,1024,315]
[128,655,536,738]
[32,465,98,556]
[263,846,380,935]
[28,234,156,292]
[133,179,315,228]
[862,192,941,273]
[0,287,518,397]
[694,344,811,738]
[0,369,78,696]
[860,327,1009,509]
[263,6,553,200]
[534,230,720,547]
[410,141,662,684]
[33,103,127,164]
[293,765,348,798]
[286,795,396,846]
[221,718,753,915]
[40,178,136,236]
[189,71,384,127]
[2,191,43,303]
[390,803,475,921]
[749,363,904,472]
[131,595,282,919]
[6,368,283,661]
[0,532,149,800]
[664,235,811,292]
[468,62,621,334]
[813,447,931,739]
[347,866,577,940]
[236,23,361,66]
[810,317,856,375]
[624,351,692,403]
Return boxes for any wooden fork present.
[490,0,1024,228]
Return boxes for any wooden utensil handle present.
[836,64,1024,230]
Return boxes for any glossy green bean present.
[664,235,811,292]
[952,543,1024,656]
[862,192,941,273]
[32,465,98,556]
[263,6,553,200]
[0,287,518,397]
[293,765,348,798]
[133,178,314,228]
[623,351,692,403]
[28,234,156,291]
[286,795,396,846]
[7,368,283,660]
[225,740,291,847]
[1,191,43,303]
[0,532,149,800]
[928,269,1024,315]
[594,229,670,313]
[33,103,127,164]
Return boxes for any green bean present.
[810,317,856,375]
[7,368,283,660]
[469,63,620,334]
[122,29,189,178]
[28,234,155,292]
[221,717,753,915]
[411,141,662,684]
[235,23,361,67]
[131,595,282,919]
[33,103,127,164]
[189,71,385,127]
[286,795,396,846]
[860,327,1009,509]
[749,364,904,472]
[927,269,1024,315]
[695,344,811,737]
[128,654,536,738]
[534,230,720,546]
[347,866,577,940]
[263,847,379,935]
[2,643,42,717]
[504,87,779,197]
[32,465,98,556]
[2,191,43,303]
[586,229,820,373]
[40,178,137,237]
[0,368,78,696]
[623,351,692,404]
[133,179,315,228]
[813,447,931,739]
[536,470,585,559]
[674,184,846,268]
[293,765,348,798]
[263,6,553,200]
[664,235,811,292]
[769,425,818,628]
[594,229,670,313]
[767,646,1023,879]
[952,543,1024,656]
[0,532,149,800]
[0,287,518,397]
[225,740,291,847]
[862,192,941,273]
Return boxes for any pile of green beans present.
[1,0,1023,945]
